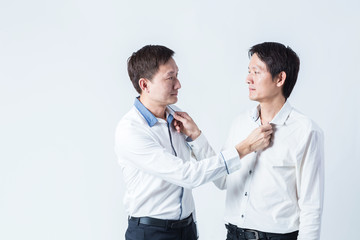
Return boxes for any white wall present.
[1,0,359,239]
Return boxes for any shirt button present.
[241,214,244,218]
[249,170,252,175]
[245,192,248,196]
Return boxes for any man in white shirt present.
[115,45,273,240]
[215,42,324,240]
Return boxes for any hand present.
[235,123,273,158]
[173,112,201,140]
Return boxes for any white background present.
[1,0,359,239]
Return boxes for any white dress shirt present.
[215,101,324,240]
[115,98,247,220]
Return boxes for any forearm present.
[297,130,324,239]
[298,208,323,240]
[188,133,216,160]
[145,148,240,189]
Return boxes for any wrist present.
[189,129,201,140]
[236,140,252,159]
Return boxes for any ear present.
[138,78,149,93]
[276,71,286,87]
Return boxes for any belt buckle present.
[246,230,259,240]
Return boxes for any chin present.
[249,95,257,101]
[168,97,178,104]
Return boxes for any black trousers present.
[125,218,197,240]
[226,224,298,240]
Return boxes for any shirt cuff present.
[240,151,257,162]
[186,132,207,149]
[220,148,241,174]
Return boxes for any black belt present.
[226,223,298,240]
[129,214,193,229]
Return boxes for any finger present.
[175,112,191,120]
[261,123,273,131]
[175,125,181,133]
[173,112,186,121]
[263,129,273,137]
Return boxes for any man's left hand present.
[173,112,201,140]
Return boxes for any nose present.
[246,73,253,85]
[175,77,181,90]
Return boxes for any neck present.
[139,95,167,119]
[259,97,286,124]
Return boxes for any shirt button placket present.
[240,169,252,223]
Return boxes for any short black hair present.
[249,42,300,99]
[127,45,175,94]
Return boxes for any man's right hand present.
[235,123,273,158]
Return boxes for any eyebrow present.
[165,69,179,76]
[248,65,265,71]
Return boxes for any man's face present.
[246,53,282,102]
[146,57,181,106]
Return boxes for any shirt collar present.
[250,101,293,126]
[134,97,174,127]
